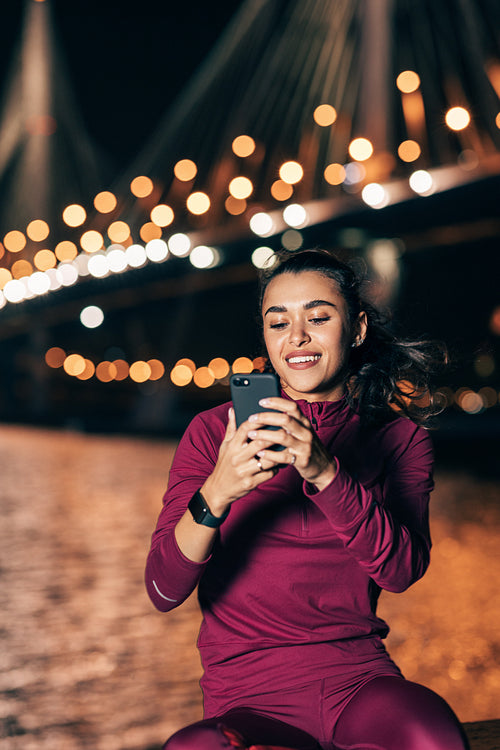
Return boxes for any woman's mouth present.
[285,353,321,369]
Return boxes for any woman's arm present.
[145,406,281,612]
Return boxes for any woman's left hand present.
[247,397,337,491]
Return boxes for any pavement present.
[0,424,499,750]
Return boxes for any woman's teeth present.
[287,355,321,364]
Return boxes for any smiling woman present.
[145,250,468,750]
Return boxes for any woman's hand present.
[245,397,337,491]
[200,407,280,515]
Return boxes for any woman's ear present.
[352,311,368,347]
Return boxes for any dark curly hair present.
[258,249,447,427]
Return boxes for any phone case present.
[230,372,280,427]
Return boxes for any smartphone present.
[230,372,285,450]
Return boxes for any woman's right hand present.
[201,407,278,516]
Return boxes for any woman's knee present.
[334,676,469,750]
[163,720,245,750]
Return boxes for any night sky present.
[1,0,243,167]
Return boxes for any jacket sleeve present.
[305,421,434,593]
[145,408,227,612]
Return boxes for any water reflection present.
[0,426,498,748]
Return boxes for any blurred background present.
[0,1,499,748]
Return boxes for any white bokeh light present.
[57,263,79,286]
[87,254,110,278]
[251,246,276,269]
[125,244,147,268]
[168,233,191,257]
[189,245,219,269]
[249,212,275,237]
[80,305,104,329]
[409,170,434,195]
[106,245,128,273]
[27,271,51,295]
[3,279,26,303]
[146,239,169,262]
[282,203,307,228]
[361,183,388,208]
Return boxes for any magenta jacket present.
[145,396,433,711]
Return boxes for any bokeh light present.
[113,360,129,380]
[146,239,169,262]
[225,196,247,215]
[107,221,130,243]
[229,176,253,200]
[96,361,117,383]
[150,204,174,227]
[3,279,25,303]
[63,204,86,227]
[76,359,96,381]
[398,140,421,162]
[251,246,276,269]
[27,272,50,295]
[0,268,13,289]
[282,204,307,227]
[232,356,253,373]
[55,240,78,262]
[208,357,230,379]
[126,244,147,267]
[186,191,211,215]
[80,230,104,253]
[94,191,117,213]
[170,364,193,386]
[45,347,66,368]
[174,159,197,181]
[130,175,154,198]
[445,106,471,131]
[361,183,387,208]
[80,305,104,329]
[409,169,434,194]
[140,222,162,243]
[3,230,26,253]
[313,104,337,126]
[281,229,303,250]
[34,249,56,271]
[348,137,373,161]
[489,306,500,335]
[64,353,86,377]
[232,135,256,157]
[12,259,33,278]
[148,359,165,381]
[168,233,191,257]
[279,161,304,185]
[189,245,218,269]
[249,212,274,236]
[324,163,346,185]
[27,219,50,242]
[193,366,215,388]
[129,361,151,383]
[270,180,293,201]
[396,70,421,93]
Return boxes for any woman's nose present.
[288,322,310,346]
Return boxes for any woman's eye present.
[310,316,330,324]
[269,322,288,329]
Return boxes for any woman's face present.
[262,271,367,402]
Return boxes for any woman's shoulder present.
[369,412,434,467]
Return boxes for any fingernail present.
[259,398,270,406]
[248,414,258,422]
[248,430,258,438]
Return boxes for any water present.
[0,425,499,749]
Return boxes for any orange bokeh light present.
[186,191,210,215]
[193,366,215,388]
[232,356,253,374]
[63,204,87,227]
[208,357,230,379]
[279,161,304,185]
[12,259,33,278]
[34,249,56,271]
[0,268,13,289]
[139,222,162,242]
[63,354,86,377]
[229,176,253,200]
[27,219,50,242]
[76,359,96,381]
[147,359,165,381]
[445,106,471,131]
[225,196,247,215]
[55,240,78,262]
[45,347,66,368]
[3,230,26,253]
[270,180,293,201]
[398,140,421,162]
[94,191,117,213]
[150,204,174,227]
[107,220,130,243]
[130,175,154,198]
[80,230,104,253]
[396,70,421,93]
[129,360,152,383]
[174,159,197,181]
[170,364,193,386]
[348,137,373,161]
[324,163,346,185]
[232,135,256,157]
[313,104,337,127]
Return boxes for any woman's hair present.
[258,249,447,427]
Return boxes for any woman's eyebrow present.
[264,299,336,316]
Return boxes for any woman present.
[145,250,469,750]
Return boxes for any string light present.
[3,230,26,253]
[94,191,117,213]
[348,138,373,161]
[313,104,337,126]
[232,135,256,157]
[63,204,86,227]
[27,219,50,242]
[174,159,197,181]
[279,161,304,185]
[396,70,421,93]
[445,107,470,131]
[130,176,154,198]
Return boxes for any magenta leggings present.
[163,677,469,750]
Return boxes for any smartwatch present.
[188,489,230,528]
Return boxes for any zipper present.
[301,404,319,534]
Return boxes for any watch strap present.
[188,489,229,528]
